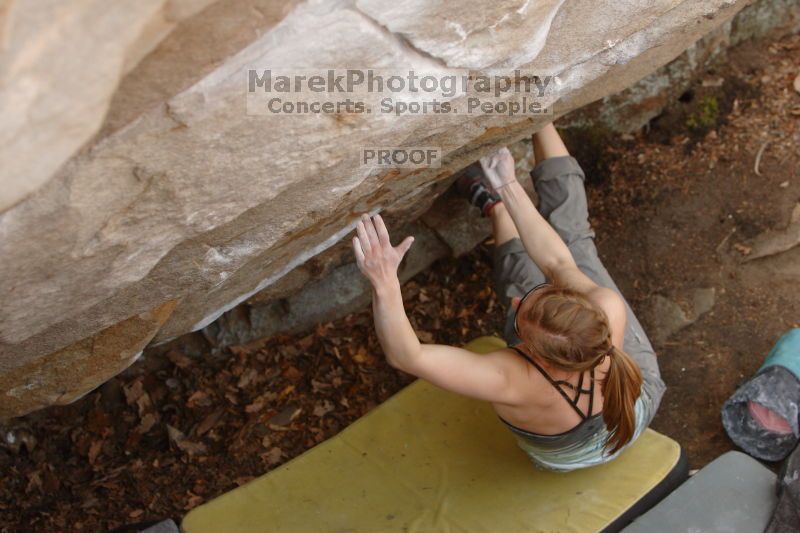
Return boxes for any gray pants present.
[493,155,665,416]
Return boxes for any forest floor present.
[1,32,799,533]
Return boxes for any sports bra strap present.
[510,345,595,420]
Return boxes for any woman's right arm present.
[481,146,586,287]
[483,132,626,327]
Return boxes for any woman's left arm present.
[352,214,520,405]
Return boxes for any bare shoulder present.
[487,346,558,406]
[552,265,627,343]
[484,347,529,378]
[587,286,627,343]
[588,286,625,317]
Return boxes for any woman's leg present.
[488,125,576,346]
[530,124,666,416]
[489,203,546,346]
[533,123,570,161]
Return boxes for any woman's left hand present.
[352,213,414,290]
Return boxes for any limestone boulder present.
[0,0,750,417]
[355,0,568,69]
[0,0,223,213]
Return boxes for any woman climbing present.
[351,122,665,471]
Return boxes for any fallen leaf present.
[184,491,204,510]
[352,346,369,364]
[167,349,193,369]
[167,425,207,456]
[229,336,270,356]
[794,73,800,94]
[26,471,42,493]
[311,379,331,393]
[277,384,295,400]
[237,368,258,389]
[187,390,211,408]
[86,409,112,436]
[245,397,266,414]
[733,243,752,256]
[312,400,335,418]
[224,392,239,405]
[87,439,104,465]
[297,334,315,350]
[136,413,158,434]
[195,408,225,436]
[283,366,302,381]
[135,392,153,417]
[268,404,301,427]
[123,379,145,406]
[80,496,99,510]
[262,447,283,465]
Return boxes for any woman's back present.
[491,345,652,471]
[492,345,611,437]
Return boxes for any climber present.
[351,122,665,471]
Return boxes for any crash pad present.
[622,451,777,532]
[183,336,685,532]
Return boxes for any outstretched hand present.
[479,147,517,192]
[352,213,414,290]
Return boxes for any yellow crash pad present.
[183,336,681,533]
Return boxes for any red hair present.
[517,285,642,453]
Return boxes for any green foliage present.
[686,95,720,130]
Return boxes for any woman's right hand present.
[479,147,517,191]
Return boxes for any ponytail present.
[600,346,643,453]
[517,285,644,453]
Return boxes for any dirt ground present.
[585,32,800,468]
[1,32,799,532]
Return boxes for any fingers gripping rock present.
[479,147,517,191]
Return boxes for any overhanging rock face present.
[0,0,222,213]
[0,0,749,417]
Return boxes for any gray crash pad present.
[623,451,776,533]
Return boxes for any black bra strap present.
[510,345,590,420]
[572,372,585,406]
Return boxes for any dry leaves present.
[195,408,225,436]
[87,439,104,465]
[137,413,159,434]
[312,400,335,418]
[167,425,208,456]
[262,447,283,465]
[268,405,302,427]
